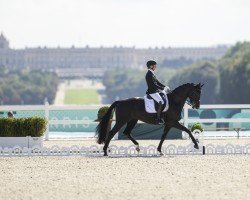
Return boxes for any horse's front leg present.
[173,122,199,149]
[157,125,171,155]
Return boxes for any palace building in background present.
[0,33,229,78]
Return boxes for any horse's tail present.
[96,101,119,144]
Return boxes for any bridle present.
[167,87,200,108]
[187,90,200,108]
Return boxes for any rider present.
[145,60,170,124]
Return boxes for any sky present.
[0,0,250,48]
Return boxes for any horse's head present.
[188,83,203,109]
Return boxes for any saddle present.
[144,90,169,113]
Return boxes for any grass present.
[64,89,100,104]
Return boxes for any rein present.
[185,100,195,107]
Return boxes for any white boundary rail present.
[0,104,250,140]
[182,104,250,138]
[183,104,250,126]
[0,142,250,157]
[0,103,107,140]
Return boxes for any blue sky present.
[0,0,249,48]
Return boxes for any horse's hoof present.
[136,146,140,152]
[158,151,164,156]
[103,150,108,156]
[194,144,199,149]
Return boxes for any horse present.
[96,83,203,156]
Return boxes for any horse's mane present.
[172,83,193,93]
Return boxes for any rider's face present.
[151,65,157,71]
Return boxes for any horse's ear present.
[201,83,204,88]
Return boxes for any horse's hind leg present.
[103,121,126,156]
[123,119,140,151]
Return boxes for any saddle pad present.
[144,91,169,113]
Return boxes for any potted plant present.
[95,106,114,133]
[0,116,47,148]
[190,122,204,140]
[191,122,204,133]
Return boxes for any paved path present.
[53,79,105,105]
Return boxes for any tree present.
[168,61,219,104]
[219,53,250,103]
[0,68,59,105]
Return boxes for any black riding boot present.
[156,102,164,124]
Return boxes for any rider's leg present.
[149,93,164,124]
[157,101,163,122]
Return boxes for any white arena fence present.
[1,128,249,157]
[0,102,250,156]
[0,103,105,140]
[182,104,250,139]
[0,142,250,157]
[0,103,250,140]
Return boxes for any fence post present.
[183,103,189,139]
[201,130,205,155]
[44,101,50,141]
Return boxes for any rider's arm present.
[151,73,165,90]
[156,79,165,88]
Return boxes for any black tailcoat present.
[145,70,165,94]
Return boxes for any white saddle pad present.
[144,91,169,113]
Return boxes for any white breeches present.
[149,93,163,104]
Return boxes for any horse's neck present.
[170,86,189,106]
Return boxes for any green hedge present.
[0,117,47,137]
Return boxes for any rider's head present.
[147,60,157,71]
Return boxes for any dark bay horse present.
[96,83,203,156]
